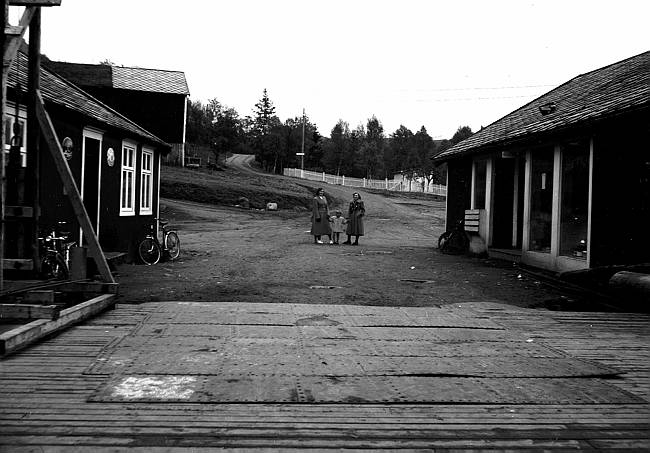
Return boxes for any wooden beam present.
[26,7,40,272]
[22,289,57,303]
[34,91,115,283]
[7,0,60,5]
[2,6,36,66]
[5,205,33,218]
[2,258,33,270]
[0,303,59,319]
[1,0,8,292]
[60,281,119,295]
[4,24,22,35]
[0,293,115,355]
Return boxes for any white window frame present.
[3,102,27,167]
[120,140,137,216]
[140,147,154,215]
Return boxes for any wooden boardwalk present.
[0,301,649,451]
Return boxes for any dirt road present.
[116,180,595,310]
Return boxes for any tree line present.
[186,89,473,185]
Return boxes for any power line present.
[414,94,537,102]
[398,84,556,92]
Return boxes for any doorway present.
[80,129,103,244]
[492,157,524,249]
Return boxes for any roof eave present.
[434,102,650,162]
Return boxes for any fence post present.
[342,176,345,186]
[322,172,325,182]
[363,178,366,188]
[385,178,388,189]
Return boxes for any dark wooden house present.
[43,61,189,165]
[435,51,650,273]
[5,51,171,259]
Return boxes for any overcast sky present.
[23,0,650,138]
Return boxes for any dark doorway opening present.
[82,136,101,239]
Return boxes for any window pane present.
[121,172,127,208]
[19,120,26,147]
[529,148,554,253]
[126,173,132,208]
[474,160,487,209]
[560,141,589,259]
[144,174,151,208]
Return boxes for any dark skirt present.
[311,213,332,235]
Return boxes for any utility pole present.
[296,108,305,178]
[301,108,305,175]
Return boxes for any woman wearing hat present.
[343,192,365,245]
[310,187,332,244]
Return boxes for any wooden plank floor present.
[0,302,648,451]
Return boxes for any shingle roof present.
[435,51,650,161]
[45,61,190,95]
[111,66,189,95]
[8,52,170,148]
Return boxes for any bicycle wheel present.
[438,232,451,252]
[165,232,181,260]
[41,254,69,280]
[138,237,162,265]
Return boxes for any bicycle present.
[137,218,181,265]
[38,222,76,280]
[438,219,470,254]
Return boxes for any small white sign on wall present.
[106,147,115,167]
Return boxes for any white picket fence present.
[283,168,446,196]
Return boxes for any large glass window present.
[529,148,554,253]
[140,149,153,214]
[473,159,487,209]
[120,142,136,215]
[560,141,589,259]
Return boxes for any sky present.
[13,0,650,139]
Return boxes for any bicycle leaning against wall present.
[38,221,76,280]
[137,218,181,265]
[438,219,469,254]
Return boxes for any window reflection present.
[529,149,554,253]
[560,141,589,259]
[474,159,487,209]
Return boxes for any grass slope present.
[161,165,327,211]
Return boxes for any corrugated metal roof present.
[8,53,169,147]
[45,61,190,95]
[436,51,650,161]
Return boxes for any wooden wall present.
[82,87,186,145]
[39,105,161,257]
[590,114,650,267]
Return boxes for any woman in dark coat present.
[343,192,365,245]
[310,187,332,244]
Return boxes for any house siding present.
[590,116,650,267]
[39,105,162,258]
[77,87,186,145]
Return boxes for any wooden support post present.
[0,303,59,320]
[26,7,40,272]
[1,0,8,292]
[34,91,115,283]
